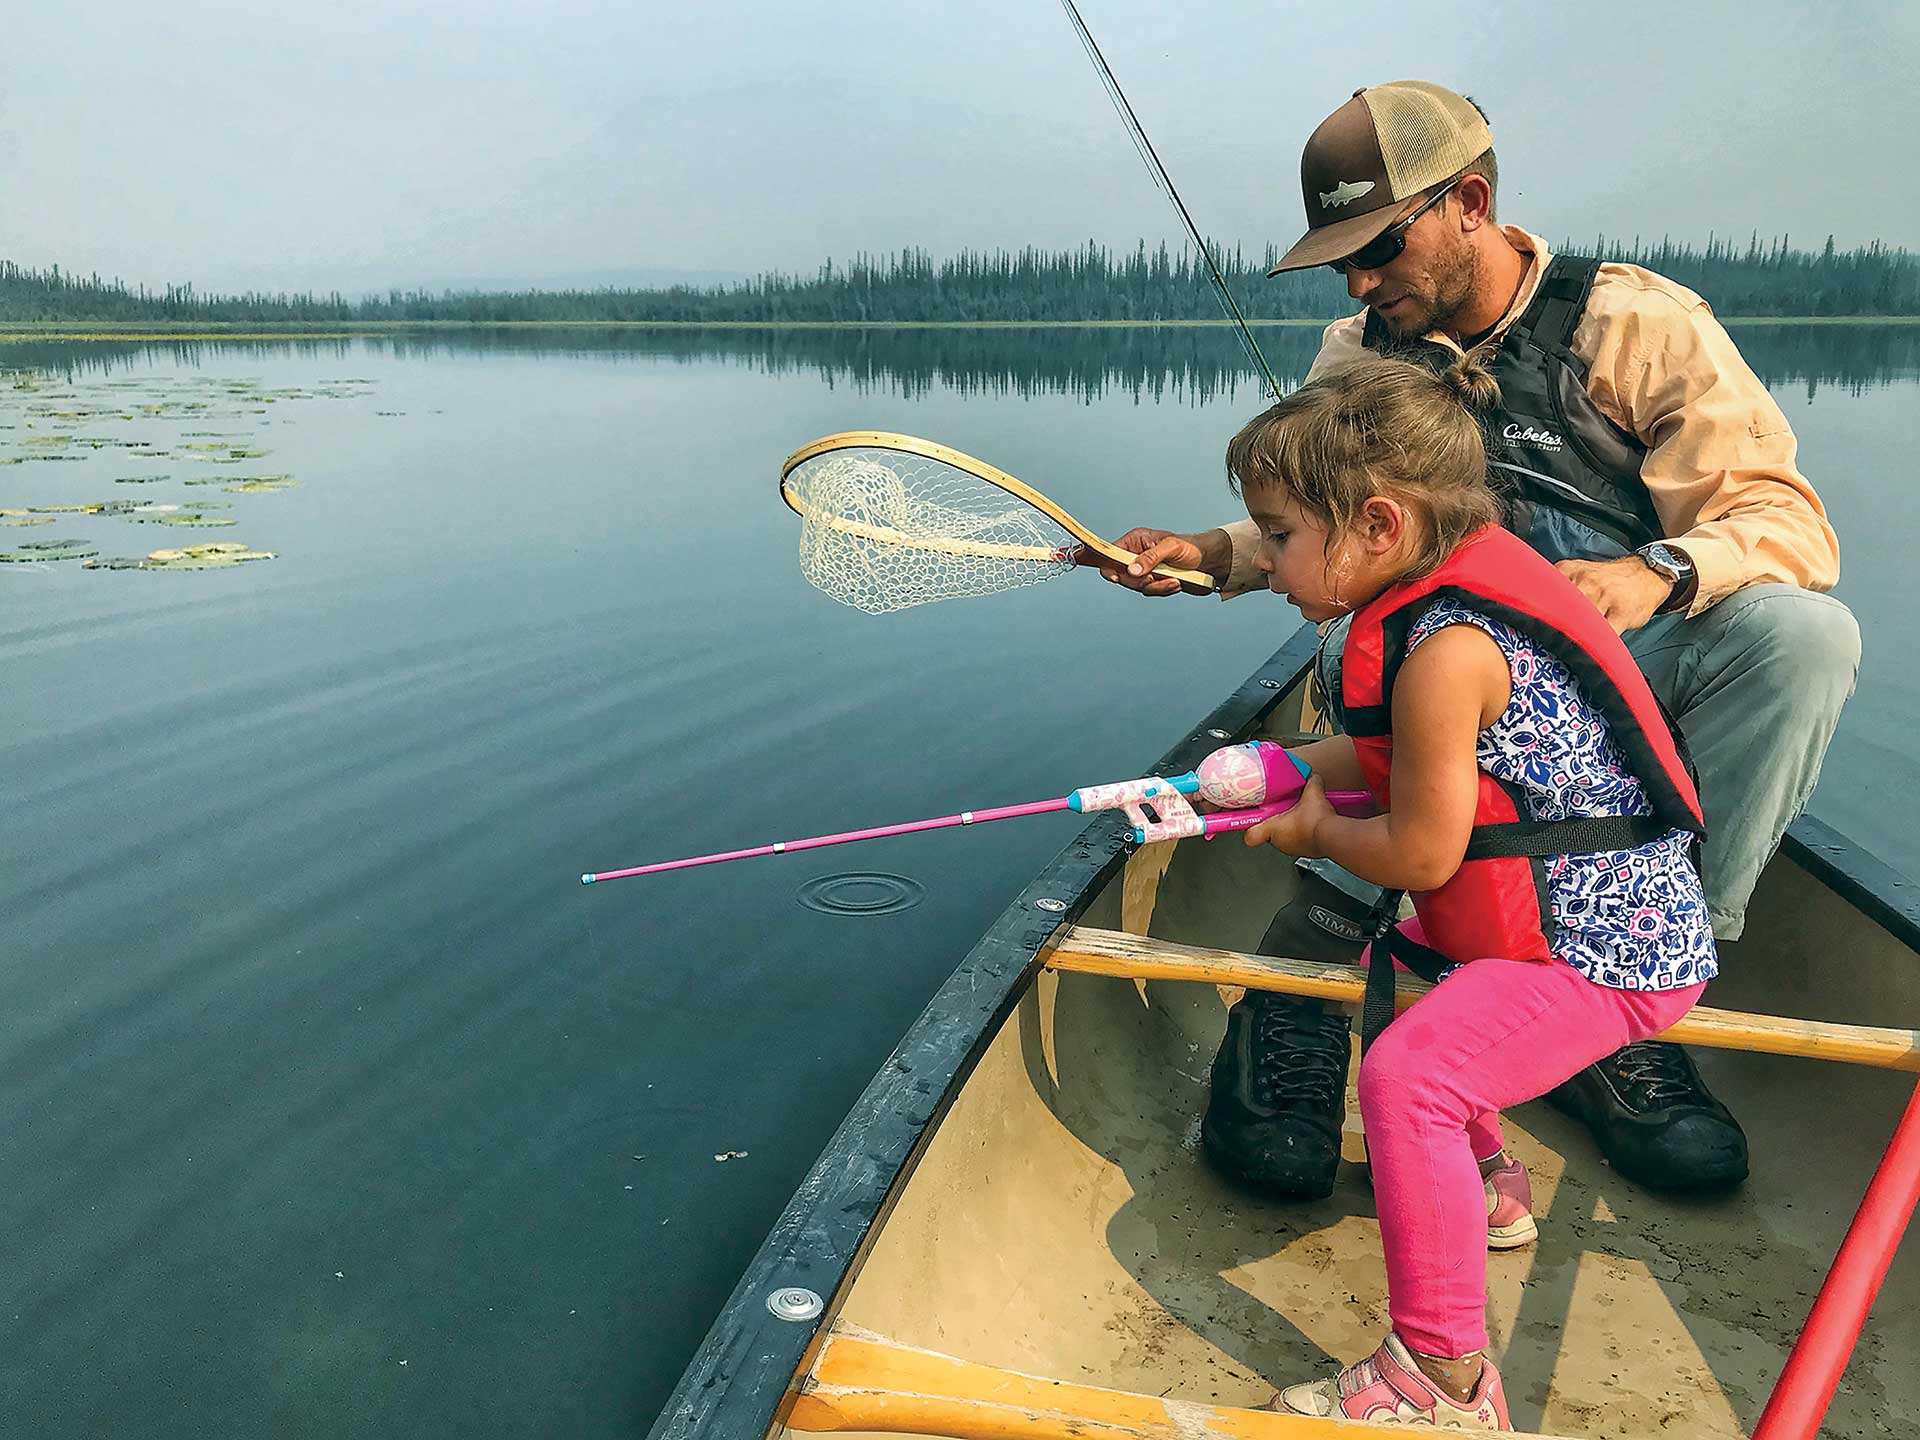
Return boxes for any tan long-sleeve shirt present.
[1221,228,1840,615]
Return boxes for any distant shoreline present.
[3,316,1918,342]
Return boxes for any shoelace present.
[1250,1001,1349,1110]
[1605,1041,1703,1109]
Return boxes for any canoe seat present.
[1045,927,1920,1073]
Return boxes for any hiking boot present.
[1202,993,1350,1199]
[1546,1040,1748,1192]
[1482,1152,1537,1250]
[1271,1331,1512,1430]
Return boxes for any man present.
[1099,81,1858,1199]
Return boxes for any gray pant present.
[1310,583,1860,940]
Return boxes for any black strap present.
[1509,254,1600,354]
[1341,703,1390,738]
[1463,813,1676,860]
[1359,892,1451,1053]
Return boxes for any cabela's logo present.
[1502,422,1565,452]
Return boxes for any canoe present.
[649,625,1920,1440]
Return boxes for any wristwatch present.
[1637,542,1697,614]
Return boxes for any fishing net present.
[782,444,1079,614]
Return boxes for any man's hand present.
[1243,773,1334,859]
[1555,556,1674,634]
[1073,527,1229,597]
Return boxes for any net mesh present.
[783,446,1079,614]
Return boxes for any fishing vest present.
[1340,525,1705,971]
[1361,255,1662,563]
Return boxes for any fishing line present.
[1057,0,1282,401]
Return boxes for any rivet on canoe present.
[767,1287,823,1322]
[1034,898,1067,913]
[1259,679,1283,689]
[1206,728,1232,739]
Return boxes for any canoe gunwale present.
[645,625,1327,1440]
[1783,811,1920,957]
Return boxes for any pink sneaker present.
[1483,1153,1537,1250]
[1272,1332,1512,1429]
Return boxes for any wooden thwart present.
[786,1328,1583,1440]
[1047,926,1920,1073]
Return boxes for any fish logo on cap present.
[1319,179,1376,209]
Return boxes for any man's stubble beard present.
[1385,236,1483,339]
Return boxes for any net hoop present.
[779,431,1216,591]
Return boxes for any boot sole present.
[1200,1116,1340,1200]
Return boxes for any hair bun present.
[1442,353,1502,413]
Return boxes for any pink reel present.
[1195,741,1313,807]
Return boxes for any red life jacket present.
[1339,525,1705,966]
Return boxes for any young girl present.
[1228,355,1715,1430]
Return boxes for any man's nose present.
[1346,266,1383,302]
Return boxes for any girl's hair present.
[1226,353,1503,579]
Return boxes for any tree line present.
[2,235,1916,324]
[14,319,1914,407]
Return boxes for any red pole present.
[1752,1079,1920,1440]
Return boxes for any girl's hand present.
[1243,773,1334,858]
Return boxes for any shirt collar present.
[1398,226,1552,354]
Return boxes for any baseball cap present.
[1267,81,1493,275]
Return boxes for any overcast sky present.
[3,0,1915,296]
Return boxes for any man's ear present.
[1454,174,1493,232]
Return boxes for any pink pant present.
[1359,943,1704,1357]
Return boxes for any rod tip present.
[581,873,594,885]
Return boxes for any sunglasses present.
[1324,177,1461,274]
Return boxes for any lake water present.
[2,323,1915,1437]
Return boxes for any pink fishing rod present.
[582,740,1374,885]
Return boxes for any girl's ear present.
[1359,495,1407,555]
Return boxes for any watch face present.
[1642,543,1689,576]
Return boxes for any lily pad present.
[84,542,276,571]
[1,539,98,562]
[0,515,54,526]
[142,543,275,570]
[226,479,299,493]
